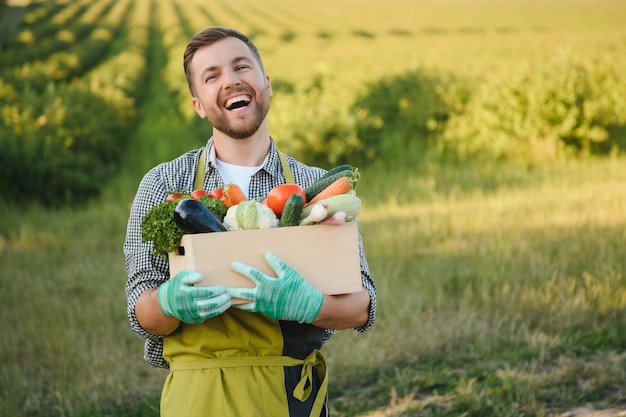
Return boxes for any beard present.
[208,91,271,140]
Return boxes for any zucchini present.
[305,167,360,202]
[279,193,305,227]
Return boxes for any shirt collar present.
[204,136,283,179]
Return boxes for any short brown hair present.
[183,27,265,96]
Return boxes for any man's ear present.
[265,75,273,97]
[192,97,207,118]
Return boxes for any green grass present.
[1,156,625,416]
[2,0,626,416]
[324,156,626,415]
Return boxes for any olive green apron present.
[161,147,327,416]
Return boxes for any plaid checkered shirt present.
[123,137,377,368]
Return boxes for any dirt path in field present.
[557,407,626,417]
[359,399,626,417]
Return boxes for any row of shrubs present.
[0,81,133,205]
[0,0,117,69]
[273,48,625,168]
[0,0,150,207]
[438,49,626,161]
[157,0,199,121]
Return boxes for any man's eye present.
[236,65,250,71]
[205,75,217,83]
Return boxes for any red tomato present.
[266,184,306,217]
[209,188,223,199]
[190,189,207,200]
[165,193,183,202]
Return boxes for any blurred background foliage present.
[0,0,625,206]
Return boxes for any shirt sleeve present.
[123,167,171,341]
[355,226,377,333]
[123,154,198,368]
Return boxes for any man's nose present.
[223,69,241,88]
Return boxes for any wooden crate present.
[168,222,362,297]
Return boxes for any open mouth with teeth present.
[225,95,251,110]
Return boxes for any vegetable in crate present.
[164,190,228,219]
[304,165,360,202]
[190,189,208,199]
[141,199,185,258]
[304,176,355,207]
[196,194,227,220]
[141,193,227,258]
[279,193,305,227]
[220,183,248,208]
[174,199,227,234]
[223,200,279,231]
[266,184,306,218]
[299,193,362,225]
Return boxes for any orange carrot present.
[220,183,247,208]
[304,176,353,207]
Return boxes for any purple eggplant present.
[174,198,226,233]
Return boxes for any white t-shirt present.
[215,159,262,198]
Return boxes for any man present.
[124,26,376,416]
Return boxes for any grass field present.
[1,0,626,416]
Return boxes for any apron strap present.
[193,147,295,190]
[169,350,328,417]
[293,350,328,417]
[193,148,206,191]
[278,151,295,184]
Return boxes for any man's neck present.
[213,128,271,167]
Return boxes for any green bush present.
[270,80,362,168]
[439,49,626,162]
[0,0,148,207]
[0,1,109,69]
[0,81,134,206]
[270,69,471,168]
[351,68,472,163]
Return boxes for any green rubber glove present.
[158,270,232,324]
[229,252,324,324]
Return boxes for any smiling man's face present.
[190,36,272,139]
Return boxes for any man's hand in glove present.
[228,252,324,324]
[158,270,232,324]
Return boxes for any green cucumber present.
[318,164,352,181]
[279,193,305,227]
[305,167,360,202]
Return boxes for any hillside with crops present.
[1,0,625,416]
